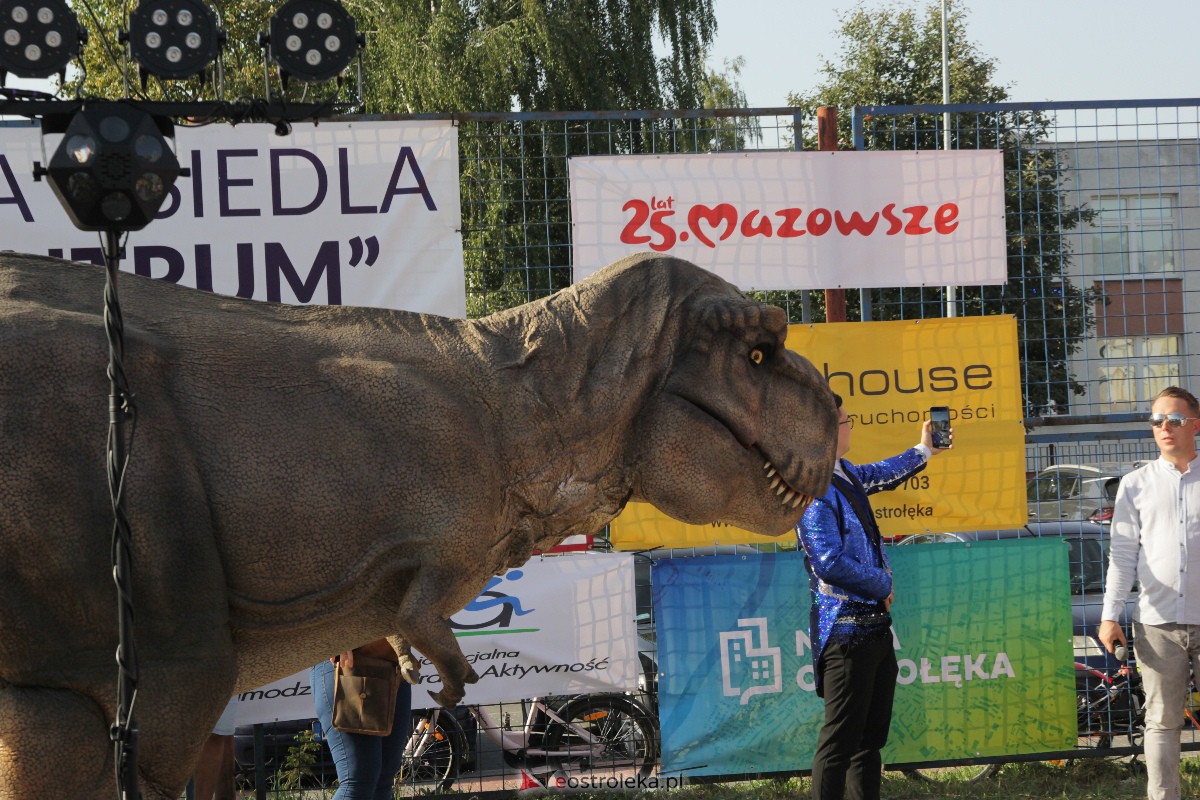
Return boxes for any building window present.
[1096,335,1181,411]
[1091,194,1177,275]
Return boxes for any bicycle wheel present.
[542,694,659,779]
[1075,668,1114,750]
[902,762,1002,783]
[398,707,466,791]
[895,532,969,545]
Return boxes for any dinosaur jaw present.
[674,391,822,516]
[760,455,815,513]
[633,394,830,535]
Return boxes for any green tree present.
[692,54,762,152]
[358,0,716,113]
[786,0,1096,416]
[70,1,716,112]
[67,0,719,316]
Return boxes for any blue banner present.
[653,541,1075,777]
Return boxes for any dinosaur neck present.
[460,283,675,546]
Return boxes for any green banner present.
[653,539,1075,777]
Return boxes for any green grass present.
[537,756,1200,800]
[258,754,1200,799]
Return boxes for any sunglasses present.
[1149,413,1200,429]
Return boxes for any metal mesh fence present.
[231,100,1200,796]
[451,100,1200,428]
[855,100,1200,426]
[454,108,811,316]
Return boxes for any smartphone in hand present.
[929,406,952,449]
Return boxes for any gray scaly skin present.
[0,250,837,799]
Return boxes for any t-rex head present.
[580,254,839,536]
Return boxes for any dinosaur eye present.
[749,348,764,365]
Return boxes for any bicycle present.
[1074,648,1200,750]
[398,691,659,791]
[1074,658,1145,750]
[397,705,471,791]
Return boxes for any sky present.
[705,0,1200,107]
[4,0,1198,105]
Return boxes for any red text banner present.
[569,150,1005,291]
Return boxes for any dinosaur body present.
[0,251,837,798]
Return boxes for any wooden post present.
[817,106,846,323]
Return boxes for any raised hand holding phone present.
[929,406,953,449]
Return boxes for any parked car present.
[893,520,1135,670]
[1026,463,1141,524]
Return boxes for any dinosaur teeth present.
[764,459,808,510]
[763,458,808,511]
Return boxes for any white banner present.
[569,150,1006,291]
[235,553,639,725]
[0,119,466,316]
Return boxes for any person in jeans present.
[796,393,950,800]
[1101,385,1200,800]
[311,638,413,800]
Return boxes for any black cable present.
[77,0,146,100]
[102,228,141,800]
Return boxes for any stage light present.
[0,0,86,84]
[265,0,361,89]
[126,0,223,89]
[37,103,182,232]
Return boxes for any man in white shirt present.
[1101,386,1200,800]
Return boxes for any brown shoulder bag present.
[332,655,401,736]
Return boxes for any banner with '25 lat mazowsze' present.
[569,150,1006,291]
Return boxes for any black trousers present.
[811,632,898,800]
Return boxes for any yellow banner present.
[609,316,1026,550]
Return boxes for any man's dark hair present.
[832,392,843,409]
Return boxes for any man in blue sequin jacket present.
[796,393,951,800]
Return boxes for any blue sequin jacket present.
[796,448,928,694]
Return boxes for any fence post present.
[818,106,846,323]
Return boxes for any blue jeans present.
[311,658,412,800]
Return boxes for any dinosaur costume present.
[0,250,837,798]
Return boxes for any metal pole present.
[942,0,958,318]
[104,228,141,800]
[817,106,847,323]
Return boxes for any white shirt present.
[1102,455,1200,624]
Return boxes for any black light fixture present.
[0,0,86,85]
[264,0,362,90]
[125,0,223,90]
[35,102,183,232]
